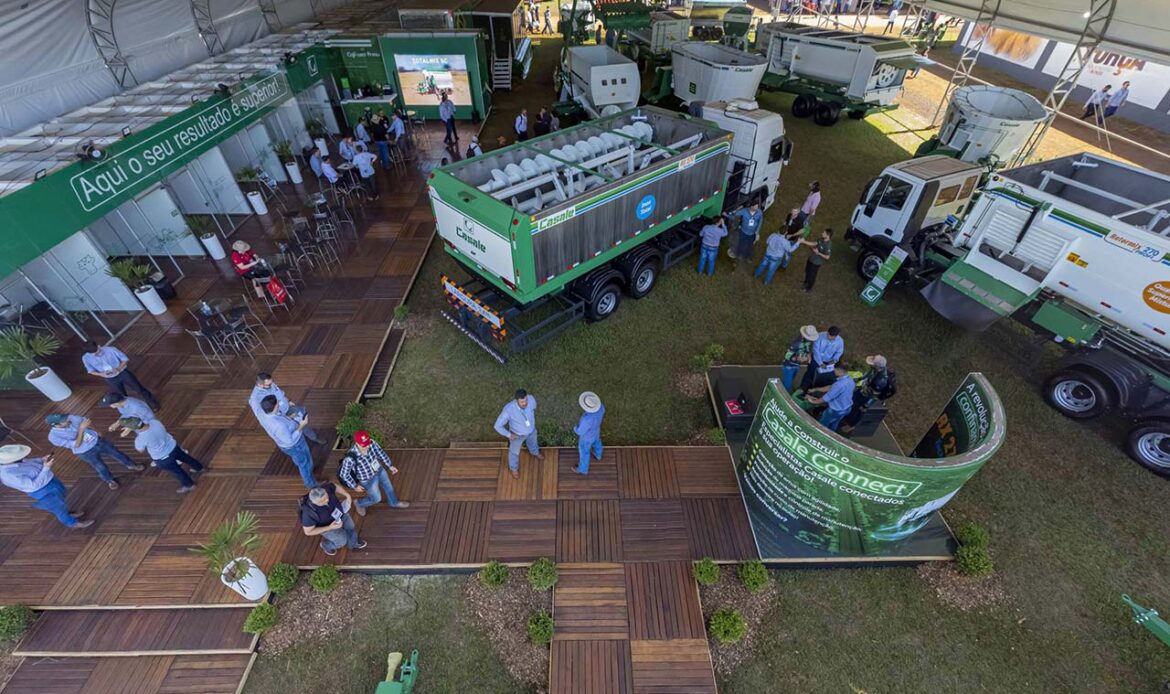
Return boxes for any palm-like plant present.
[271,140,294,164]
[191,511,263,585]
[105,259,153,290]
[0,327,62,379]
[184,214,217,240]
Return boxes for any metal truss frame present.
[86,0,137,89]
[259,0,282,32]
[191,0,224,56]
[929,0,1001,126]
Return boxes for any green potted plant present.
[105,258,166,315]
[191,511,269,600]
[184,214,225,259]
[0,327,69,401]
[271,140,302,184]
[305,118,329,160]
[236,166,268,216]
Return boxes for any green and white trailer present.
[429,106,777,362]
[847,153,1170,475]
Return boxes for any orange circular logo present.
[1144,282,1170,314]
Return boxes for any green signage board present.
[860,246,908,307]
[738,375,1004,555]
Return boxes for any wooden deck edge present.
[688,562,720,694]
[12,648,256,658]
[30,603,259,611]
[236,652,259,694]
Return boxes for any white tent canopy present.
[915,0,1170,65]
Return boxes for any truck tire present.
[814,102,842,126]
[626,259,660,299]
[792,94,817,118]
[1043,370,1113,420]
[1126,422,1170,477]
[856,250,884,281]
[585,283,622,322]
[848,108,868,120]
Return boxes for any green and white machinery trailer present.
[847,153,1170,474]
[429,105,785,363]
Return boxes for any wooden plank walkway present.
[15,608,256,656]
[3,654,253,694]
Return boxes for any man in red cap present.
[338,430,408,515]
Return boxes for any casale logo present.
[456,218,487,254]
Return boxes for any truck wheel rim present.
[1052,380,1096,413]
[1136,432,1170,470]
[861,255,882,279]
[597,292,617,315]
[636,267,655,292]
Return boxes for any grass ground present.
[243,576,526,694]
[371,37,1170,692]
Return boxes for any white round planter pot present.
[314,137,329,157]
[134,285,168,316]
[222,557,268,600]
[246,191,269,215]
[26,366,71,401]
[284,162,303,184]
[200,234,226,260]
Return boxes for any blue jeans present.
[375,140,391,169]
[754,255,783,284]
[820,407,850,432]
[781,363,800,392]
[736,232,755,260]
[105,369,157,408]
[281,437,317,488]
[443,118,457,142]
[507,431,540,471]
[76,438,137,483]
[319,512,360,553]
[697,245,718,276]
[357,467,399,509]
[30,479,76,527]
[577,439,603,473]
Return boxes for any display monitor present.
[395,54,471,107]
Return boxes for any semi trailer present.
[755,22,923,125]
[847,153,1170,475]
[429,106,785,362]
[561,45,642,118]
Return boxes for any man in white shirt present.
[82,340,158,408]
[515,108,529,141]
[1080,84,1111,124]
[465,136,483,159]
[320,155,340,185]
[352,148,379,200]
[1104,80,1130,119]
[439,92,458,145]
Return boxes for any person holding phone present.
[299,483,366,557]
[0,445,93,528]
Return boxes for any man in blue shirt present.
[46,413,143,489]
[697,217,728,276]
[754,230,801,285]
[102,392,154,429]
[805,364,856,432]
[123,417,203,494]
[258,395,319,488]
[250,372,324,443]
[801,325,844,390]
[389,113,407,143]
[494,388,541,478]
[352,149,379,200]
[515,109,529,141]
[82,340,158,408]
[0,445,93,528]
[573,391,605,475]
[309,148,324,183]
[439,92,458,144]
[731,202,763,264]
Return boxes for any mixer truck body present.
[915,85,1048,167]
[429,106,783,362]
[847,153,1170,475]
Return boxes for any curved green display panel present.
[738,374,1005,556]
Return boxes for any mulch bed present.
[260,574,376,656]
[917,562,1008,612]
[674,369,709,400]
[463,570,553,691]
[699,568,780,676]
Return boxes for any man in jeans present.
[696,217,728,276]
[102,392,155,430]
[249,372,324,444]
[0,444,93,529]
[81,340,158,409]
[730,202,763,263]
[300,483,366,557]
[439,92,458,144]
[781,325,818,392]
[46,413,143,490]
[806,364,857,432]
[339,430,409,516]
[494,388,541,479]
[257,395,318,488]
[573,392,605,475]
[122,417,203,494]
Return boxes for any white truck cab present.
[699,99,787,210]
[850,156,983,244]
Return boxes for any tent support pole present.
[930,0,1002,127]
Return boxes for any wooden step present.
[15,607,257,657]
[3,654,254,694]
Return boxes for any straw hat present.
[0,445,31,465]
[800,325,818,341]
[866,355,888,368]
[231,240,250,253]
[578,391,602,413]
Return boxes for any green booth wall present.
[377,33,490,121]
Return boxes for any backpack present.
[873,370,897,400]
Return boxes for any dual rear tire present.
[791,95,845,125]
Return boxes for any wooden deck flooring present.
[16,608,255,656]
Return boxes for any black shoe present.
[322,545,337,556]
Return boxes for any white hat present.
[800,325,818,341]
[579,391,602,413]
[866,354,888,368]
[0,444,31,465]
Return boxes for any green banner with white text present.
[738,374,1004,555]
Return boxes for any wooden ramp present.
[3,654,254,694]
[15,608,256,657]
[550,562,717,694]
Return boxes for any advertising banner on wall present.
[1042,43,1170,110]
[396,54,472,106]
[738,375,1004,555]
[960,23,1049,70]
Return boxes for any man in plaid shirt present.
[339,430,409,515]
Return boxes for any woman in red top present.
[231,241,271,280]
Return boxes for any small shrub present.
[0,605,35,641]
[955,545,994,578]
[528,557,558,591]
[707,428,727,445]
[738,560,770,593]
[243,603,278,634]
[267,563,299,596]
[709,607,747,644]
[693,558,720,587]
[955,522,990,550]
[336,401,367,441]
[527,610,554,645]
[393,304,410,321]
[691,353,713,372]
[309,564,341,593]
[536,421,575,447]
[480,560,509,588]
[704,343,725,363]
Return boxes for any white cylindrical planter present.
[200,234,226,260]
[314,137,329,157]
[222,558,269,600]
[246,191,269,215]
[284,162,303,184]
[135,285,167,316]
[26,367,71,401]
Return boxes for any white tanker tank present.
[670,42,767,105]
[923,85,1048,166]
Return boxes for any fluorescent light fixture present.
[121,126,132,137]
[34,169,47,180]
